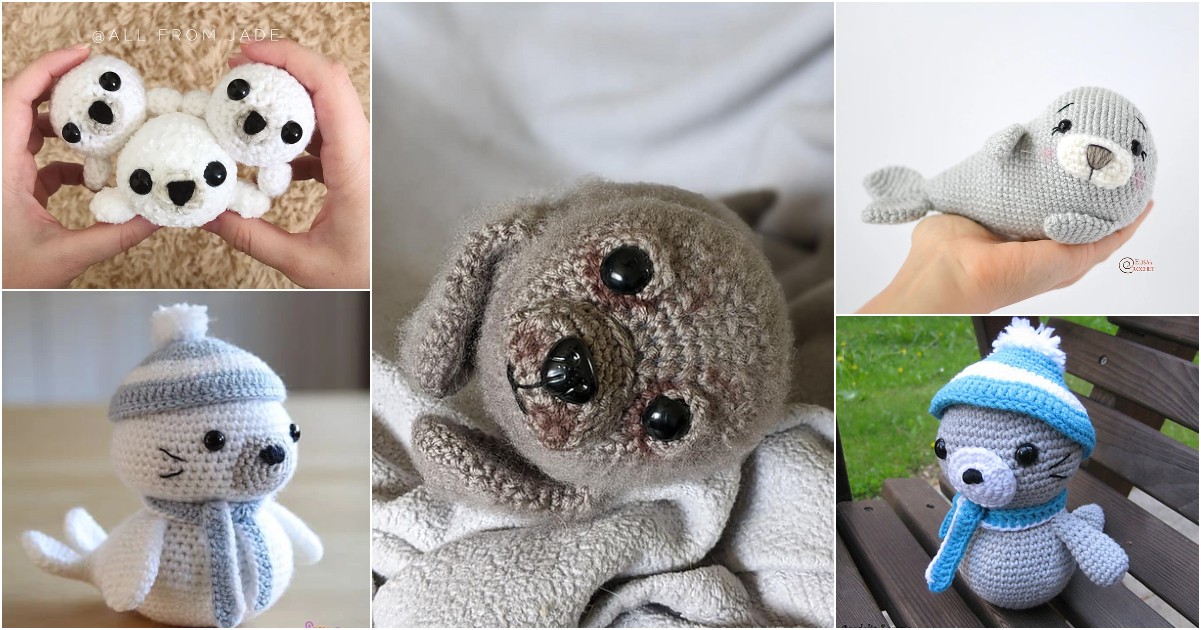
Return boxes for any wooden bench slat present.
[890,478,1171,628]
[1080,395,1199,522]
[1109,316,1200,347]
[837,500,984,627]
[1050,319,1199,430]
[836,534,888,628]
[1069,470,1200,623]
[882,478,1071,628]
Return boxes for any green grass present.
[837,316,1196,499]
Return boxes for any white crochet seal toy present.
[925,318,1128,609]
[49,55,147,192]
[90,113,270,228]
[863,86,1155,244]
[23,304,322,627]
[204,63,316,197]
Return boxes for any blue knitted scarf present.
[145,498,273,627]
[925,490,1068,592]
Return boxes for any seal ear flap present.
[984,123,1028,161]
[718,189,777,227]
[399,200,551,398]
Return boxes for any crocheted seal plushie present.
[90,113,270,228]
[22,304,322,627]
[925,318,1128,609]
[49,54,147,192]
[399,179,792,516]
[863,87,1156,244]
[204,63,315,197]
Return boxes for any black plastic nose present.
[1086,144,1114,170]
[88,100,114,125]
[962,468,984,485]
[260,444,286,465]
[166,180,195,206]
[243,110,267,135]
[540,336,597,405]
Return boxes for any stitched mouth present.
[159,447,186,462]
[160,469,184,479]
[507,363,531,415]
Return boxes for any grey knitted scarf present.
[144,497,272,628]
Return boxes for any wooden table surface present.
[2,391,371,628]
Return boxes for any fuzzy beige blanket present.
[2,2,370,288]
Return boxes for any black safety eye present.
[99,71,121,92]
[204,161,227,187]
[1015,443,1039,467]
[289,424,301,443]
[934,438,947,460]
[129,169,153,195]
[1051,119,1072,135]
[281,121,303,145]
[61,123,81,143]
[227,78,250,101]
[601,246,653,295]
[641,395,691,442]
[1131,139,1146,159]
[203,430,226,452]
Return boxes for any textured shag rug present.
[2,2,371,288]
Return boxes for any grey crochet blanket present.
[370,356,834,627]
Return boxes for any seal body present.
[864,86,1156,244]
[962,521,1075,609]
[93,508,294,627]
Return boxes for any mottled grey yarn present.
[864,86,1156,244]
[398,179,792,516]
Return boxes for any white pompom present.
[151,304,209,349]
[991,317,1067,369]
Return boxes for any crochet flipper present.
[862,166,934,224]
[22,507,106,582]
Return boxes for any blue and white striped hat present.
[109,304,286,420]
[930,318,1095,457]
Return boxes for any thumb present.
[58,217,159,271]
[203,212,301,275]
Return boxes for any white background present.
[835,2,1199,314]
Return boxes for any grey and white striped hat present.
[109,304,286,421]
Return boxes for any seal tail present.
[862,166,933,224]
[22,507,107,583]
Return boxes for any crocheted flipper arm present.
[1050,510,1129,587]
[265,501,323,566]
[411,414,592,516]
[92,510,167,612]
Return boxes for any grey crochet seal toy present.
[399,179,792,516]
[925,318,1128,609]
[863,87,1155,244]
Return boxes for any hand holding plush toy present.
[863,87,1156,244]
[925,318,1128,608]
[22,304,322,627]
[50,54,315,228]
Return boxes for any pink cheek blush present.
[1042,146,1054,162]
[1133,168,1145,191]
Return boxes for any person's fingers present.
[1023,201,1154,291]
[56,216,159,271]
[290,156,323,183]
[238,40,368,190]
[27,111,54,154]
[202,212,304,275]
[37,161,84,198]
[305,128,322,157]
[228,52,249,68]
[3,46,90,158]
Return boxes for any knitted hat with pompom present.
[929,317,1095,457]
[108,304,286,420]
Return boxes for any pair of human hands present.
[860,203,1152,313]
[2,40,369,288]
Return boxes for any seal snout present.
[1055,133,1132,190]
[948,447,1015,507]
